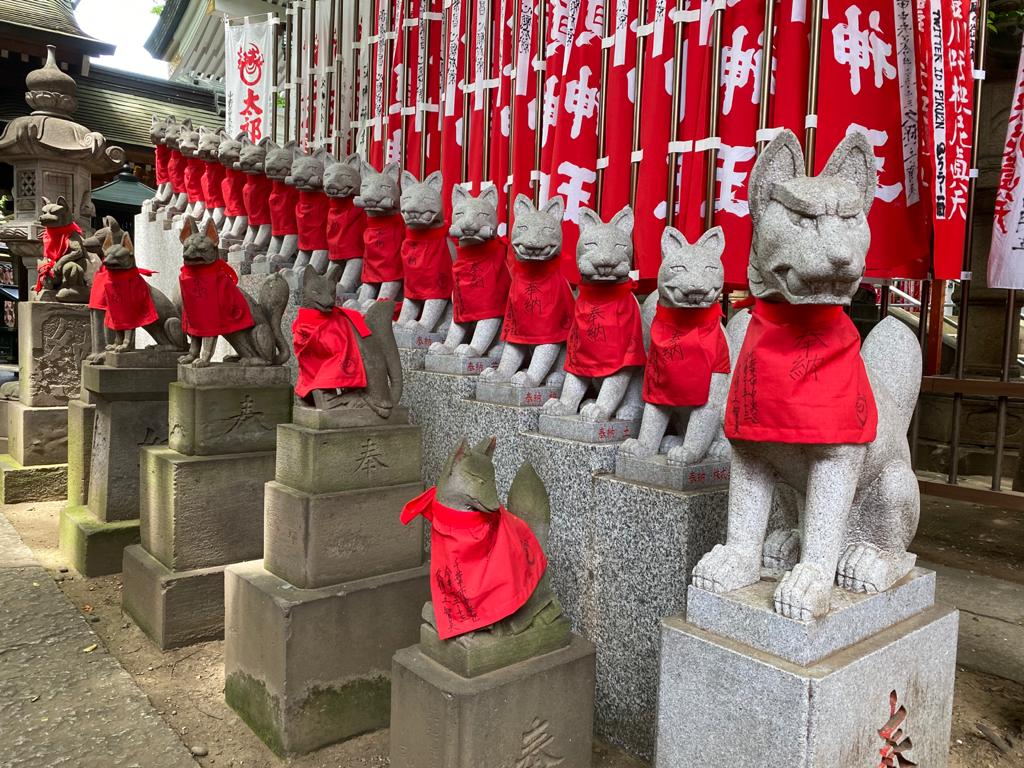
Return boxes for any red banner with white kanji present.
[225,19,275,142]
[988,43,1024,289]
[599,0,639,221]
[440,0,467,219]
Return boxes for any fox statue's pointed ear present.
[401,170,419,189]
[473,436,497,457]
[661,225,688,256]
[452,437,469,464]
[425,171,444,193]
[179,216,198,244]
[541,195,564,221]
[121,232,134,253]
[748,129,805,227]
[577,206,603,234]
[822,130,878,216]
[513,193,534,220]
[204,217,219,244]
[302,264,318,283]
[102,232,114,252]
[480,184,499,209]
[697,226,725,259]
[452,184,470,207]
[610,206,634,236]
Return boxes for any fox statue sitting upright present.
[350,161,404,309]
[263,139,300,266]
[37,196,89,303]
[323,154,367,294]
[287,146,331,272]
[145,115,174,212]
[691,129,922,621]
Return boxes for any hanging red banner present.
[769,0,810,137]
[440,0,467,218]
[600,0,640,220]
[509,0,540,210]
[489,0,516,233]
[988,41,1024,289]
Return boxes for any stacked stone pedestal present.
[224,406,429,756]
[655,570,959,767]
[0,301,89,502]
[122,364,292,649]
[60,353,178,576]
[65,391,96,507]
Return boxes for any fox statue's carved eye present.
[786,209,816,229]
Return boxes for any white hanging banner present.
[989,44,1024,290]
[225,19,276,141]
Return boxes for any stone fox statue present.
[37,196,89,303]
[97,229,185,354]
[177,217,291,368]
[542,205,645,423]
[147,115,174,210]
[478,195,572,389]
[396,170,454,333]
[83,217,120,360]
[351,160,404,309]
[691,129,922,621]
[294,266,403,417]
[323,153,366,294]
[619,226,739,466]
[401,436,562,640]
[262,139,299,266]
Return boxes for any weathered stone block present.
[614,453,731,491]
[81,363,177,399]
[0,453,66,503]
[7,401,69,466]
[88,398,169,523]
[176,363,291,388]
[538,413,640,444]
[224,560,430,756]
[264,481,424,588]
[393,327,444,350]
[18,300,90,407]
[105,348,182,369]
[390,636,596,768]
[291,405,410,430]
[140,447,275,571]
[274,423,421,495]
[66,398,95,507]
[475,381,560,407]
[122,544,228,650]
[423,354,498,376]
[686,569,938,666]
[168,381,292,456]
[654,606,959,768]
[59,504,140,577]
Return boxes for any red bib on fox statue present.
[565,281,646,378]
[725,300,878,445]
[296,190,330,251]
[327,197,367,262]
[643,304,731,407]
[155,145,170,185]
[179,260,254,337]
[292,307,371,398]
[37,221,82,292]
[400,487,547,640]
[269,180,299,237]
[222,168,247,217]
[184,157,206,204]
[203,162,226,209]
[502,258,575,344]
[89,266,109,310]
[452,238,511,322]
[401,226,453,300]
[242,174,273,226]
[361,214,405,283]
[167,149,187,194]
[102,268,158,331]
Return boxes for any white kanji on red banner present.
[988,25,1024,287]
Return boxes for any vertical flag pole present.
[271,14,280,143]
[399,0,412,165]
[629,0,648,207]
[307,0,318,147]
[480,0,495,179]
[703,3,724,230]
[756,0,777,151]
[461,0,472,182]
[594,0,614,209]
[664,0,686,226]
[283,8,292,142]
[507,0,521,219]
[803,0,824,173]
[533,0,547,203]
[324,0,337,152]
[420,0,433,175]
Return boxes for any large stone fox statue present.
[691,129,922,621]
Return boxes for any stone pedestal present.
[615,453,731,491]
[539,412,641,444]
[122,364,292,649]
[225,406,429,756]
[475,380,560,407]
[59,360,177,576]
[0,301,89,503]
[66,394,95,507]
[390,634,596,768]
[654,571,959,767]
[423,353,499,376]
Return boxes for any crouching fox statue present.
[691,129,922,621]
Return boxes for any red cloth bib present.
[269,180,299,236]
[242,174,273,226]
[89,265,109,309]
[103,267,158,331]
[292,307,371,397]
[565,281,646,377]
[222,168,247,217]
[184,157,206,204]
[296,189,330,251]
[327,197,367,262]
[37,222,82,292]
[725,301,878,445]
[502,258,576,344]
[401,487,547,640]
[167,149,186,194]
[361,214,405,284]
[643,304,731,407]
[401,226,454,301]
[179,260,254,337]
[452,238,511,322]
[154,144,170,185]
[203,162,226,209]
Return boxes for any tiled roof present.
[0,0,113,55]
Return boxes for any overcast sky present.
[75,0,169,79]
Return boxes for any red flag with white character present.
[988,43,1024,289]
[440,0,467,219]
[600,0,640,221]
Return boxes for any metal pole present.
[804,0,824,173]
[947,0,990,485]
[756,0,777,151]
[991,289,1016,490]
[271,14,280,142]
[308,0,319,146]
[594,0,614,208]
[398,0,411,165]
[284,7,293,141]
[703,5,724,230]
[629,0,648,207]
[533,0,547,202]
[664,0,685,226]
[323,0,337,151]
[480,0,495,178]
[506,0,521,220]
[909,279,932,468]
[461,0,472,182]
[419,0,433,175]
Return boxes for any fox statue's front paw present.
[192,359,212,368]
[178,353,197,365]
[618,438,655,459]
[666,444,703,467]
[541,398,573,416]
[763,528,801,571]
[691,544,760,594]
[509,370,538,388]
[455,344,482,358]
[774,562,833,620]
[429,342,454,356]
[837,543,916,594]
[580,402,612,422]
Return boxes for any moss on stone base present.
[58,505,139,576]
[226,671,392,757]
[0,453,67,503]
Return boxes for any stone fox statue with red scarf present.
[176,217,291,367]
[691,130,922,621]
[37,196,89,303]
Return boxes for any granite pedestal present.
[225,406,429,755]
[400,368,477,487]
[423,353,499,376]
[654,572,959,767]
[59,358,177,576]
[122,364,291,649]
[0,301,89,502]
[65,394,95,507]
[475,380,560,407]
[615,453,731,491]
[539,412,641,444]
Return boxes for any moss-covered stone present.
[224,672,285,756]
[66,398,96,507]
[59,505,139,577]
[0,453,67,503]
